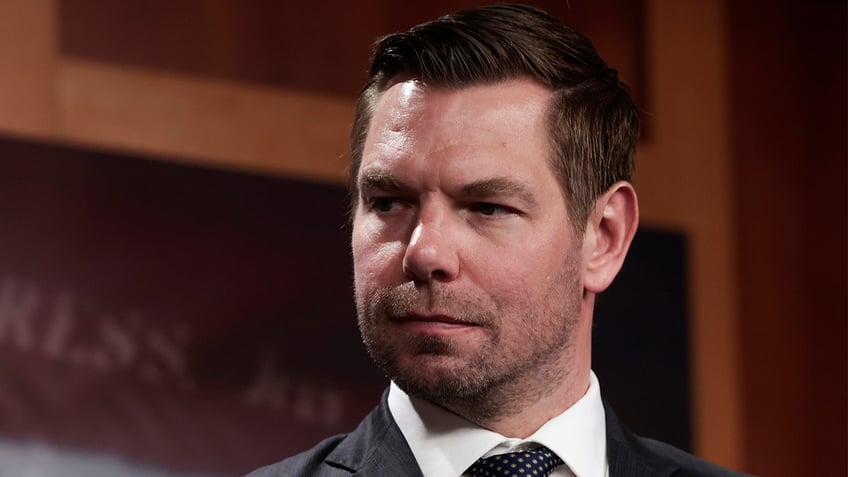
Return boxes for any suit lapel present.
[608,437,673,477]
[605,402,680,477]
[324,389,423,476]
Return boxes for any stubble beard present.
[356,254,583,424]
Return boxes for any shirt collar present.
[387,371,608,477]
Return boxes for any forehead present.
[360,79,556,182]
[371,78,552,137]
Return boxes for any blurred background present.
[0,1,844,476]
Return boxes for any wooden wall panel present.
[57,58,353,183]
[58,0,646,109]
[730,1,847,475]
[639,1,742,468]
[59,0,379,96]
[0,0,57,137]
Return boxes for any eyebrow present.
[358,170,539,207]
[358,170,411,193]
[461,177,539,207]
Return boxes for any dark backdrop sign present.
[0,136,689,475]
[0,137,385,475]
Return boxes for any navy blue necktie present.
[465,446,564,477]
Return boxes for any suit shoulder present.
[604,401,751,477]
[633,435,751,477]
[243,434,348,477]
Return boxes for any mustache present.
[367,282,496,326]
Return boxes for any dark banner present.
[0,136,689,475]
[0,138,386,475]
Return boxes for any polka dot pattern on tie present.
[465,446,564,477]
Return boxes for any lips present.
[393,312,476,325]
[390,313,482,336]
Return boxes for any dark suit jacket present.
[246,390,748,477]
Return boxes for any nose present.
[402,210,459,283]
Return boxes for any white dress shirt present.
[388,371,609,477]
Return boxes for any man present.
[249,4,747,477]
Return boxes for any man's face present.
[352,78,586,403]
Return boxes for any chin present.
[361,321,498,399]
[385,349,498,400]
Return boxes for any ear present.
[582,181,639,294]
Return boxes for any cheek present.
[477,241,572,301]
[352,226,407,292]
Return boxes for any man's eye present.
[369,197,399,212]
[470,202,508,216]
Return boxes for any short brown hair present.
[350,4,639,233]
